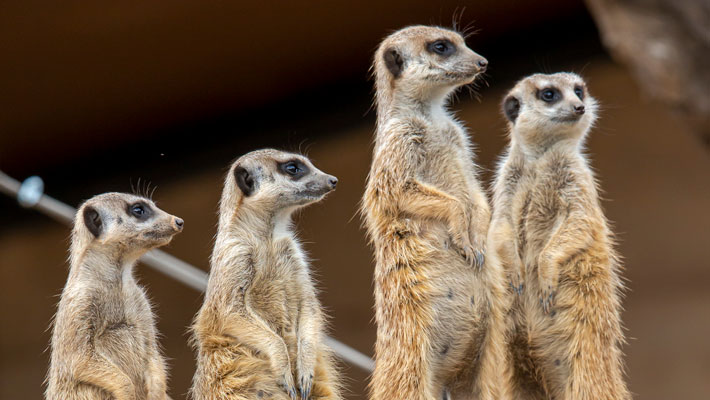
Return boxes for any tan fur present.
[489,72,630,399]
[190,149,342,400]
[362,26,512,400]
[46,193,183,400]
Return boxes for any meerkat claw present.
[279,375,298,400]
[300,373,313,400]
[474,250,485,269]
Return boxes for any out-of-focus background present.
[1,1,708,399]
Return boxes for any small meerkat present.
[46,193,184,400]
[362,26,511,400]
[190,149,342,400]
[489,72,630,399]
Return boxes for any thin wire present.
[0,170,375,373]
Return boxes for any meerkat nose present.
[174,217,184,230]
[476,58,488,71]
[328,176,338,189]
[573,104,586,115]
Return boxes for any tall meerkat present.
[489,72,630,399]
[46,193,184,400]
[363,26,512,400]
[190,149,342,400]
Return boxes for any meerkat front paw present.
[537,253,559,314]
[278,372,298,400]
[466,227,487,270]
[509,270,524,295]
[452,233,477,268]
[298,371,314,400]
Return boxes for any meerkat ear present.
[383,47,404,78]
[503,96,521,123]
[83,206,103,238]
[234,166,255,197]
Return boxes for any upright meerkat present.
[362,26,511,400]
[489,72,630,399]
[190,149,342,400]
[46,193,184,400]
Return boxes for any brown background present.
[1,1,709,399]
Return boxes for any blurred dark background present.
[1,1,708,399]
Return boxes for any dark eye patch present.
[427,39,456,57]
[126,201,153,221]
[574,85,585,100]
[538,87,561,104]
[277,159,309,180]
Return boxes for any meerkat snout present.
[174,217,184,231]
[476,57,488,71]
[327,176,338,188]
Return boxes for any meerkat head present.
[374,25,488,103]
[502,72,598,146]
[72,193,183,260]
[223,149,337,218]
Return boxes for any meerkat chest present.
[249,241,307,333]
[96,282,152,335]
[417,121,470,183]
[512,157,575,250]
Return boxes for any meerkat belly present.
[514,182,560,266]
[418,131,470,194]
[425,248,486,369]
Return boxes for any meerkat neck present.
[218,204,295,246]
[512,133,582,160]
[377,84,451,124]
[71,247,139,284]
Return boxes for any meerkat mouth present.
[444,70,481,82]
[551,114,583,123]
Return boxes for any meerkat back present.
[489,72,630,399]
[190,149,342,400]
[362,25,512,400]
[46,193,183,400]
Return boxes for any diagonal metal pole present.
[0,170,375,373]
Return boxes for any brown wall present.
[2,59,709,399]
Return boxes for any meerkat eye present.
[284,162,300,175]
[132,204,145,216]
[574,85,585,100]
[427,40,456,56]
[539,88,560,103]
[128,202,152,220]
[278,159,310,179]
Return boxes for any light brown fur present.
[362,26,512,400]
[46,193,183,400]
[190,149,342,400]
[489,72,630,399]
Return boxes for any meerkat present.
[190,149,342,400]
[362,25,512,400]
[46,193,184,400]
[488,72,630,399]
